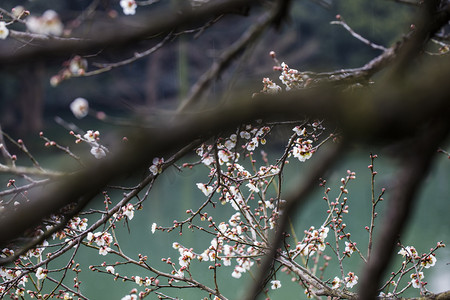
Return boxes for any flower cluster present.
[26,10,64,36]
[261,77,282,94]
[344,271,359,288]
[72,128,108,159]
[87,231,113,255]
[291,138,314,162]
[149,157,164,175]
[292,226,329,257]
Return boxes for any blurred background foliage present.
[1,0,414,137]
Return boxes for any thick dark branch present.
[358,120,450,299]
[0,0,260,65]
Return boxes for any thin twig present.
[331,20,387,51]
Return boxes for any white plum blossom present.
[68,216,88,231]
[344,272,358,288]
[120,0,137,15]
[410,271,424,289]
[90,146,106,159]
[149,157,164,175]
[421,254,437,268]
[279,62,304,91]
[224,134,237,149]
[240,131,251,139]
[229,212,241,226]
[0,22,9,39]
[121,294,137,300]
[398,246,418,258]
[218,222,228,234]
[122,203,135,220]
[271,280,282,289]
[105,266,115,274]
[35,267,47,280]
[87,231,113,255]
[217,149,230,164]
[292,139,313,162]
[344,241,357,256]
[84,130,99,142]
[246,137,259,151]
[261,78,281,94]
[99,246,111,256]
[331,276,341,289]
[231,268,242,279]
[178,248,195,268]
[293,126,306,136]
[135,276,143,286]
[27,240,48,259]
[67,55,88,76]
[151,223,157,234]
[246,182,260,193]
[196,183,214,196]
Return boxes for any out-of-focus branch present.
[0,0,261,65]
[358,120,450,300]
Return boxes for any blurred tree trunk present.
[145,51,160,108]
[17,63,45,135]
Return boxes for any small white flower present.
[231,269,241,278]
[292,126,306,136]
[271,279,282,289]
[421,254,437,268]
[410,272,424,289]
[331,276,341,289]
[35,267,47,280]
[196,183,214,196]
[218,222,228,233]
[246,137,259,151]
[84,130,99,142]
[120,0,137,15]
[105,266,115,274]
[345,241,356,255]
[151,223,157,234]
[398,246,417,258]
[262,78,282,94]
[90,146,106,159]
[99,246,111,256]
[123,203,135,220]
[344,272,358,288]
[246,182,260,193]
[0,22,9,39]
